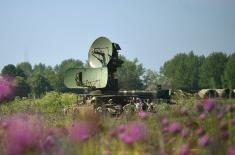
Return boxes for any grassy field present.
[0,92,235,155]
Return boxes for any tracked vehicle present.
[64,37,171,114]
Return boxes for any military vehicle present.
[64,37,171,115]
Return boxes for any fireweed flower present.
[0,77,14,102]
[161,117,169,126]
[222,130,229,140]
[179,144,190,155]
[119,124,127,133]
[232,118,235,126]
[43,135,55,150]
[5,114,44,155]
[118,122,148,145]
[198,134,209,146]
[228,145,235,155]
[69,121,98,142]
[180,128,190,138]
[196,127,205,136]
[109,128,117,138]
[204,99,216,112]
[163,127,169,133]
[199,113,206,120]
[138,111,148,119]
[169,122,181,134]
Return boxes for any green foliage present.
[143,69,159,90]
[199,52,227,88]
[0,92,77,115]
[16,62,32,77]
[14,76,30,97]
[224,53,235,88]
[28,73,52,98]
[37,91,77,113]
[160,52,203,90]
[1,64,18,76]
[116,55,145,90]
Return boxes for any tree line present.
[160,51,235,91]
[1,51,235,99]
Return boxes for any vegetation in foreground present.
[0,92,235,155]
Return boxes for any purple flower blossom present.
[196,128,205,136]
[5,114,43,155]
[199,113,206,120]
[47,128,54,135]
[161,117,169,126]
[198,134,209,146]
[0,77,15,102]
[222,130,229,140]
[228,146,235,155]
[104,151,111,155]
[163,127,169,133]
[109,128,117,138]
[118,122,148,145]
[225,104,232,112]
[232,118,235,126]
[181,128,190,138]
[169,122,181,134]
[138,111,148,119]
[179,144,190,155]
[204,99,216,112]
[43,135,55,149]
[69,121,97,142]
[119,125,127,133]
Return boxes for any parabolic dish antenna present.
[88,37,113,68]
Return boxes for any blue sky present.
[0,0,235,71]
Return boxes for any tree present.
[143,69,159,90]
[43,66,59,91]
[160,52,203,90]
[54,59,83,91]
[223,53,235,88]
[1,64,17,76]
[116,55,145,90]
[1,64,26,78]
[28,73,51,98]
[14,76,30,97]
[16,62,32,78]
[199,52,227,88]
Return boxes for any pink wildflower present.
[169,122,181,134]
[5,114,43,155]
[196,127,205,136]
[69,121,98,142]
[199,113,206,120]
[161,117,169,126]
[181,128,190,138]
[119,122,148,145]
[204,99,215,112]
[198,134,209,146]
[228,145,235,155]
[138,111,148,119]
[0,77,15,102]
[179,144,190,155]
